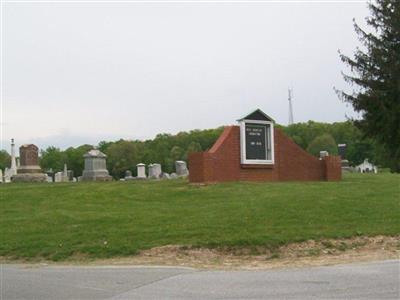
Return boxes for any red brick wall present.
[324,155,342,181]
[189,126,342,183]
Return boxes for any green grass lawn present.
[1,173,399,261]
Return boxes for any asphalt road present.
[1,260,399,299]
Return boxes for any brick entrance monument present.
[189,109,341,183]
[12,144,47,182]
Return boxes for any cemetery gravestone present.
[62,164,69,182]
[67,170,74,181]
[12,144,47,182]
[148,164,157,179]
[338,144,351,172]
[81,149,112,181]
[338,144,346,159]
[54,165,70,183]
[124,170,135,181]
[161,173,171,179]
[136,163,146,179]
[45,169,54,182]
[10,139,17,175]
[4,168,11,183]
[54,172,63,182]
[175,161,189,176]
[319,151,329,159]
[4,139,18,183]
[153,163,162,178]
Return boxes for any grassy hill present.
[0,173,399,261]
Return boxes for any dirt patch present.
[95,235,399,270]
[2,235,399,270]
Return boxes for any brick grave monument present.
[12,144,47,182]
[189,109,341,183]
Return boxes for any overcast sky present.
[2,0,369,151]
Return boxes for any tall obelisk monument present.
[10,138,17,175]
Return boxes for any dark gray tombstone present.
[338,144,347,159]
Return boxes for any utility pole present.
[288,88,294,125]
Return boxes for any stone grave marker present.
[62,164,69,182]
[136,163,146,179]
[319,151,329,159]
[175,161,189,177]
[12,144,47,182]
[81,149,112,181]
[54,172,63,182]
[148,164,156,179]
[124,170,135,181]
[161,173,171,179]
[153,163,162,178]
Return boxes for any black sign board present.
[245,123,267,160]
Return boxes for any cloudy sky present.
[2,0,369,151]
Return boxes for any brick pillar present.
[189,152,216,183]
[324,155,342,181]
[188,152,206,183]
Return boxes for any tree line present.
[40,127,224,179]
[0,120,393,179]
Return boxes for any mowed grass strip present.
[0,173,399,261]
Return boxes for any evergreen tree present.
[338,0,400,172]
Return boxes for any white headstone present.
[175,161,189,176]
[319,151,329,159]
[62,164,69,182]
[152,163,162,178]
[0,169,3,183]
[54,172,63,182]
[10,139,17,175]
[4,168,12,183]
[137,163,146,179]
[148,164,157,179]
[5,139,18,180]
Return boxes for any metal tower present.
[288,88,294,125]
